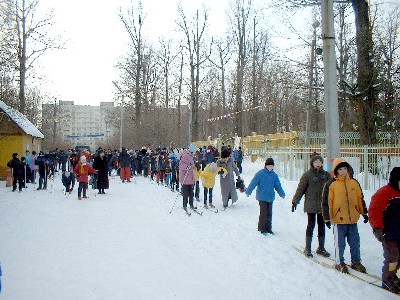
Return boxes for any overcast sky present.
[37,0,230,106]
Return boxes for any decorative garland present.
[207,102,273,122]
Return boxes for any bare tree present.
[373,3,400,131]
[230,0,252,137]
[10,0,61,115]
[176,4,209,143]
[208,36,231,135]
[119,0,144,130]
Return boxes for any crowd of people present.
[5,146,399,294]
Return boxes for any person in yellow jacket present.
[200,162,227,208]
[322,158,369,274]
[193,162,202,202]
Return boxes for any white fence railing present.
[247,146,400,191]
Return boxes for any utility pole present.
[305,21,320,149]
[321,0,341,171]
[112,81,124,151]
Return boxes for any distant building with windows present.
[41,101,118,150]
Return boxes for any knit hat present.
[265,158,274,166]
[389,167,400,191]
[221,149,230,158]
[188,143,198,153]
[310,155,323,167]
[12,153,18,158]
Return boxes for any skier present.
[193,162,202,201]
[74,155,96,200]
[29,150,38,184]
[92,149,109,194]
[217,149,240,209]
[118,147,132,183]
[292,154,331,258]
[24,150,32,183]
[245,158,285,235]
[35,151,48,190]
[7,153,24,192]
[200,162,226,208]
[179,144,197,211]
[322,158,368,274]
[369,167,400,294]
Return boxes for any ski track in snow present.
[0,160,397,299]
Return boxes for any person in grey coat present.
[217,149,240,209]
[292,154,331,258]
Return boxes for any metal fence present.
[247,146,400,191]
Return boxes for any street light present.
[112,81,124,151]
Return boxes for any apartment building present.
[42,101,118,150]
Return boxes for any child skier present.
[322,158,368,273]
[200,162,226,208]
[369,167,400,293]
[179,144,197,211]
[193,162,202,202]
[292,154,331,258]
[245,158,285,235]
[74,155,96,200]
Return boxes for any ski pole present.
[169,165,190,213]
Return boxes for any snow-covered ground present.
[0,159,397,299]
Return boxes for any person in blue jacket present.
[245,158,285,235]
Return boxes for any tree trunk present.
[352,0,377,145]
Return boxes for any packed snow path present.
[0,161,396,299]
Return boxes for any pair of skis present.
[183,205,219,216]
[292,245,396,296]
[183,207,203,216]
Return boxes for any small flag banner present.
[207,104,265,122]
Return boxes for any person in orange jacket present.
[74,155,96,200]
[322,158,368,274]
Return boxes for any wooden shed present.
[0,100,44,180]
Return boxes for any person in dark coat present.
[7,153,24,192]
[118,147,132,183]
[93,149,109,194]
[292,154,331,257]
[35,152,48,190]
[369,167,400,294]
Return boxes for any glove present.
[325,221,331,229]
[373,228,384,242]
[291,203,297,212]
[363,215,369,223]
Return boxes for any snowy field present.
[0,159,397,299]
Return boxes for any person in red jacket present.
[74,155,96,200]
[369,167,400,294]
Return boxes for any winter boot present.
[350,262,366,273]
[335,263,349,273]
[304,236,313,258]
[316,237,330,257]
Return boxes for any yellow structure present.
[0,100,44,180]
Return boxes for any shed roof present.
[0,100,44,138]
